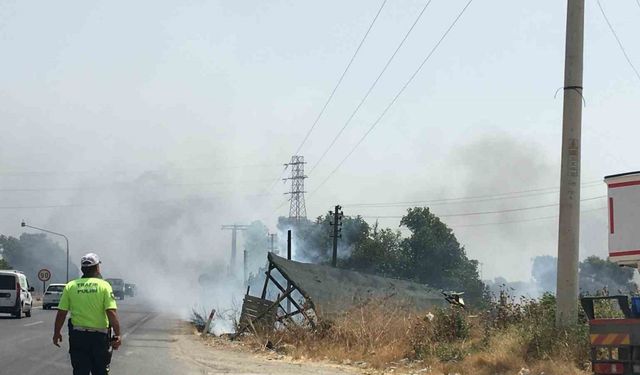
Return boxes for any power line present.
[274,180,603,219]
[263,165,289,194]
[265,1,389,199]
[439,195,603,218]
[309,0,434,174]
[294,0,389,155]
[451,206,606,228]
[597,0,640,82]
[0,191,275,210]
[343,180,603,208]
[310,0,475,195]
[268,170,295,216]
[359,195,605,219]
[0,178,278,193]
[0,163,280,177]
[272,197,290,213]
[0,203,98,210]
[268,197,293,221]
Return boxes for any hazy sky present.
[1,0,639,282]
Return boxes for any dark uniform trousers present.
[69,330,110,375]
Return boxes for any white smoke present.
[39,169,275,320]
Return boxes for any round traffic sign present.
[38,268,51,282]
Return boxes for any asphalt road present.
[0,298,358,375]
[0,298,183,375]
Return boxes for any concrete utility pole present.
[221,224,249,275]
[556,0,585,327]
[287,230,292,260]
[287,230,292,314]
[243,249,248,286]
[330,205,343,267]
[269,233,277,254]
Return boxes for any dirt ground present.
[171,325,360,375]
[171,327,562,375]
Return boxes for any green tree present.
[529,255,637,296]
[579,255,636,295]
[345,222,403,277]
[277,208,486,305]
[0,258,10,270]
[0,233,79,287]
[399,207,485,304]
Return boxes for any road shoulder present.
[172,324,360,375]
[109,313,183,375]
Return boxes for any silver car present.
[43,283,66,310]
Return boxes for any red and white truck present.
[606,172,640,267]
[582,172,640,374]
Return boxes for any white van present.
[0,270,34,318]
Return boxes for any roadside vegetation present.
[239,293,592,374]
[0,257,11,270]
[200,206,634,373]
[246,207,486,305]
[246,207,635,309]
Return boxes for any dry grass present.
[462,328,526,374]
[244,302,415,368]
[235,294,592,374]
[436,327,589,375]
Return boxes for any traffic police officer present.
[53,253,122,375]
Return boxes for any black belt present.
[73,326,108,334]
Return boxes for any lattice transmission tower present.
[284,155,307,222]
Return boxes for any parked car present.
[0,270,34,318]
[105,278,125,300]
[43,283,66,310]
[125,283,136,297]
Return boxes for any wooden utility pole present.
[556,0,585,327]
[330,205,343,267]
[221,224,249,275]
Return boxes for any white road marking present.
[122,313,154,340]
[24,320,43,327]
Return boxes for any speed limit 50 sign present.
[38,269,51,282]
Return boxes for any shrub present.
[432,307,470,342]
[190,307,209,332]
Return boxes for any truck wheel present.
[14,305,22,319]
[43,305,49,310]
[25,308,31,318]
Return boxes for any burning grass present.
[237,293,592,374]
